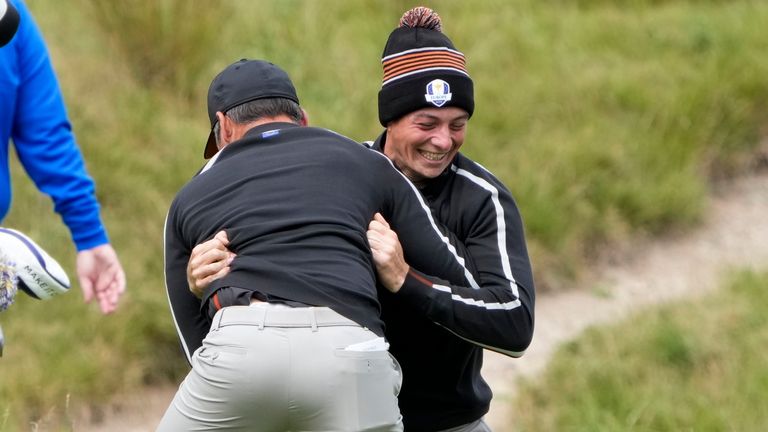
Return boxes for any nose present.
[430,126,453,151]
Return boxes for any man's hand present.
[187,230,235,299]
[367,213,409,293]
[76,244,126,314]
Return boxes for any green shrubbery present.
[1,0,767,428]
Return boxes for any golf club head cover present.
[0,228,71,300]
[0,0,20,47]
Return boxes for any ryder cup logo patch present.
[424,79,452,107]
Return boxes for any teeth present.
[420,151,446,161]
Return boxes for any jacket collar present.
[216,122,301,160]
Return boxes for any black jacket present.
[370,132,535,431]
[164,123,473,363]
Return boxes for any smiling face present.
[384,107,469,187]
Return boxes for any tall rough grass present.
[513,269,768,431]
[1,0,767,428]
[80,0,231,99]
[460,0,768,284]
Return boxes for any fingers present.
[115,264,127,295]
[202,245,232,267]
[366,228,386,252]
[373,212,390,228]
[368,213,391,233]
[198,265,231,290]
[188,234,235,298]
[367,214,398,253]
[188,232,231,271]
[190,235,228,261]
[106,263,126,313]
[96,282,117,314]
[76,245,126,315]
[105,279,120,312]
[93,260,123,314]
[213,230,229,245]
[78,272,94,304]
[190,248,233,279]
[81,268,116,314]
[366,215,408,293]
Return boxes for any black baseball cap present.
[0,0,20,47]
[204,59,299,159]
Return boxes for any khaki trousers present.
[157,304,403,432]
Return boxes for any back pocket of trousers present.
[333,349,401,429]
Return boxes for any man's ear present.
[299,108,309,126]
[216,111,230,145]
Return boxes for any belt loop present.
[258,306,266,330]
[212,308,225,331]
[309,307,318,332]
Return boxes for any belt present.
[210,304,359,331]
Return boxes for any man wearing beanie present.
[369,7,535,431]
[186,7,535,432]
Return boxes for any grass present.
[81,0,231,100]
[1,0,767,428]
[462,0,768,283]
[513,269,768,431]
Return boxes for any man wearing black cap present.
[161,58,484,431]
[185,8,535,432]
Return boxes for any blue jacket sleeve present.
[7,0,107,250]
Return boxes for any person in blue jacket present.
[0,0,125,314]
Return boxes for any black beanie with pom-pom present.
[378,7,474,126]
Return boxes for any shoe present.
[0,228,70,300]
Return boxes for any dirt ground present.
[75,171,768,432]
[483,170,768,431]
